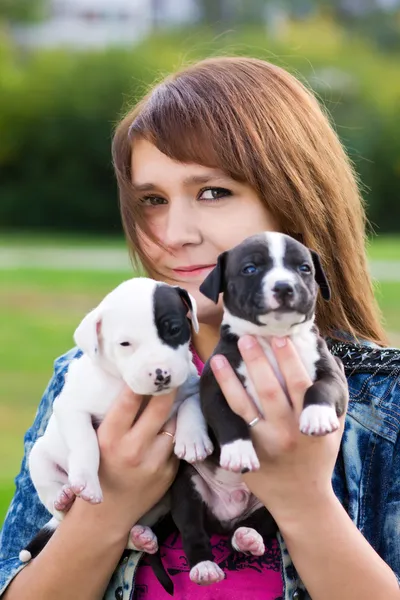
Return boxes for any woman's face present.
[131,138,279,324]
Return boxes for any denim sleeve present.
[382,428,400,587]
[0,348,81,596]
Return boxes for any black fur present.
[153,284,193,348]
[168,233,347,589]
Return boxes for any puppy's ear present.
[175,287,199,333]
[199,252,227,304]
[310,250,331,301]
[73,307,103,360]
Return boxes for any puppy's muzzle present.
[153,368,172,391]
[272,281,294,306]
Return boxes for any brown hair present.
[112,56,387,346]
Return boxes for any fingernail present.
[273,336,287,348]
[211,355,227,370]
[239,335,256,350]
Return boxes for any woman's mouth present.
[172,264,216,278]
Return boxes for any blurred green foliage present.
[0,17,400,233]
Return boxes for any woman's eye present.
[140,196,167,207]
[120,341,131,347]
[298,263,311,274]
[242,264,258,275]
[198,187,232,202]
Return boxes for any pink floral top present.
[134,348,283,600]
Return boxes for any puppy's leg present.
[231,506,277,556]
[300,346,347,436]
[128,525,159,554]
[201,376,259,473]
[29,437,72,519]
[175,393,214,463]
[171,465,224,586]
[57,411,103,503]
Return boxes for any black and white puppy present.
[168,232,347,587]
[19,277,213,566]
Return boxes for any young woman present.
[1,56,400,600]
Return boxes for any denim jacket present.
[1,340,400,600]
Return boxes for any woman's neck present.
[192,322,221,363]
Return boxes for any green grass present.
[2,231,400,260]
[367,236,400,262]
[1,242,400,526]
[0,231,126,249]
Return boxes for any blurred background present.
[1,0,400,525]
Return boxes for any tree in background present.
[0,0,49,23]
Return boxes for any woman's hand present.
[70,386,179,537]
[210,335,348,525]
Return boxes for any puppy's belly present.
[191,463,262,524]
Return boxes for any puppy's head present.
[74,278,198,395]
[200,232,330,335]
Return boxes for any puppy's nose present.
[273,281,294,298]
[154,368,171,387]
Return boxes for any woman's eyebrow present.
[132,173,230,192]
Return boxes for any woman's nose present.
[164,202,202,249]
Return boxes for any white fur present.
[262,232,297,310]
[25,277,208,558]
[175,393,214,462]
[128,525,159,554]
[300,404,340,435]
[219,439,260,472]
[190,561,225,585]
[232,527,265,555]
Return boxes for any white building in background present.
[12,0,199,49]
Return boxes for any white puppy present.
[20,277,213,562]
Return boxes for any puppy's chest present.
[236,335,319,413]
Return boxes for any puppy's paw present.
[175,428,214,463]
[232,527,265,556]
[300,405,340,436]
[220,439,260,473]
[190,561,225,586]
[128,525,158,554]
[69,475,103,504]
[53,484,76,513]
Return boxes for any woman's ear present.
[199,251,227,303]
[175,287,199,333]
[73,307,103,360]
[310,250,331,301]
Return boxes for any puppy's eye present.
[298,263,311,274]
[169,323,182,336]
[120,341,131,347]
[162,321,182,336]
[242,263,258,275]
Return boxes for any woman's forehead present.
[130,138,230,187]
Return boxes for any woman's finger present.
[210,355,260,424]
[100,385,143,439]
[271,337,312,415]
[153,413,179,457]
[237,335,291,418]
[126,390,177,447]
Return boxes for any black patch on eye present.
[222,238,273,325]
[153,285,192,348]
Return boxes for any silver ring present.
[159,431,175,443]
[248,415,262,428]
